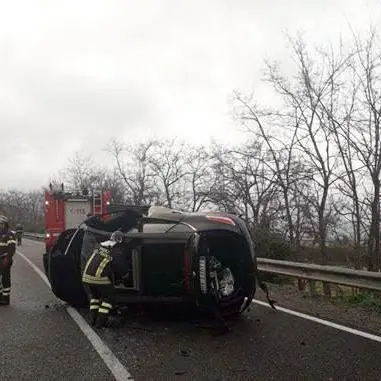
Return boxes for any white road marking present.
[253,299,381,343]
[25,239,381,342]
[25,238,44,245]
[17,249,135,381]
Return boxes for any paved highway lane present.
[18,240,381,380]
[0,246,120,381]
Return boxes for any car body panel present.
[44,208,258,316]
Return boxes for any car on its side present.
[43,206,275,319]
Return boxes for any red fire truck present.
[44,184,113,253]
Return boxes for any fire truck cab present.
[44,183,112,254]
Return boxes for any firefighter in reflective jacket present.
[0,215,16,305]
[15,223,23,246]
[82,231,124,328]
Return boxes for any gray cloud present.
[0,0,379,190]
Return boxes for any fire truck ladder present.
[92,189,103,215]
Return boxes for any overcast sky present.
[0,0,380,190]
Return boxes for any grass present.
[305,282,381,314]
[264,276,381,315]
[344,292,381,314]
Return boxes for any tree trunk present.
[368,178,380,271]
[319,186,331,296]
[354,197,362,270]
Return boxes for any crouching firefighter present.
[0,215,16,305]
[82,230,125,328]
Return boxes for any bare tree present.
[291,180,314,251]
[148,139,188,208]
[182,145,214,212]
[346,29,381,271]
[205,142,242,213]
[210,141,280,231]
[25,190,44,228]
[233,94,309,258]
[107,139,157,205]
[0,189,44,231]
[330,111,368,268]
[297,39,369,269]
[59,151,103,190]
[55,150,126,203]
[262,36,348,270]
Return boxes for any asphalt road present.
[3,239,381,381]
[1,241,117,381]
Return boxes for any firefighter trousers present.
[84,283,116,327]
[0,258,12,303]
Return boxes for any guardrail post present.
[322,281,331,297]
[308,280,317,296]
[297,278,306,291]
[334,284,343,298]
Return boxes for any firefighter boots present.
[90,310,98,326]
[95,301,113,328]
[0,295,10,305]
[95,312,108,328]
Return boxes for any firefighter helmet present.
[0,215,9,229]
[0,215,9,224]
[111,230,123,243]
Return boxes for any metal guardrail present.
[24,232,45,241]
[257,258,381,292]
[24,232,381,292]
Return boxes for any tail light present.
[205,215,235,225]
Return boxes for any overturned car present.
[43,206,275,318]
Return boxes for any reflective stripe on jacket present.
[82,245,113,285]
[0,230,16,259]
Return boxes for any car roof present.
[84,207,248,239]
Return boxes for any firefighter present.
[15,223,23,246]
[0,215,16,306]
[82,230,125,328]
